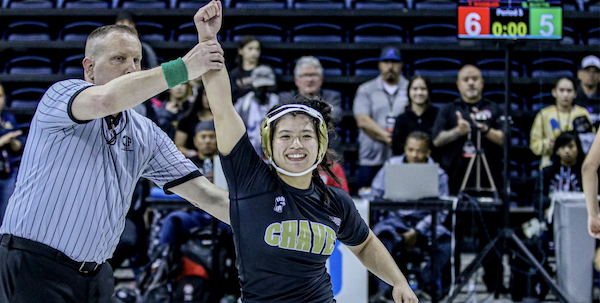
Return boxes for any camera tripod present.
[446,42,571,303]
[458,127,499,201]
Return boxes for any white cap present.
[581,55,600,69]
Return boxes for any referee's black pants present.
[0,236,114,303]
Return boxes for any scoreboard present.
[458,0,563,40]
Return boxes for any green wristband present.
[161,57,188,89]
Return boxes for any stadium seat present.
[412,23,458,44]
[62,0,110,7]
[429,89,460,103]
[509,160,525,178]
[588,0,599,12]
[353,23,404,43]
[412,0,456,10]
[353,0,404,9]
[528,160,541,178]
[174,0,208,8]
[560,26,579,45]
[293,0,344,9]
[135,21,169,41]
[119,0,167,7]
[7,87,46,109]
[230,23,284,42]
[230,0,286,8]
[294,56,345,76]
[529,57,575,78]
[530,92,554,112]
[352,57,380,76]
[8,0,54,8]
[3,21,51,41]
[60,54,85,75]
[5,56,54,75]
[588,27,600,45]
[291,23,344,43]
[260,55,285,75]
[59,21,104,41]
[476,58,522,77]
[412,57,462,77]
[482,90,526,111]
[510,127,527,146]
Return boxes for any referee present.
[0,2,229,303]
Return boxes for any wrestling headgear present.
[260,104,328,177]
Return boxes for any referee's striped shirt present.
[0,79,201,263]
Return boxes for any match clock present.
[458,1,562,40]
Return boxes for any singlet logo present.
[121,136,133,151]
[264,220,337,255]
[274,196,286,213]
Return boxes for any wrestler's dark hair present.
[267,95,341,205]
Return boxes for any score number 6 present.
[465,12,482,36]
[539,14,554,36]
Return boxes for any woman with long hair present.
[174,84,214,158]
[229,35,261,103]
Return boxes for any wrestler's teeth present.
[288,154,305,159]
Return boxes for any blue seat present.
[3,21,51,41]
[412,0,456,10]
[293,0,344,8]
[353,0,404,9]
[135,21,169,41]
[530,92,554,112]
[588,0,599,11]
[59,21,104,41]
[8,0,54,8]
[309,56,345,76]
[560,26,579,45]
[8,87,46,109]
[482,90,526,111]
[510,127,527,146]
[588,27,600,45]
[530,58,574,78]
[412,57,462,77]
[5,56,54,75]
[353,57,380,76]
[412,23,458,44]
[231,0,286,8]
[175,22,198,42]
[61,0,109,7]
[260,55,285,75]
[476,58,522,78]
[60,54,85,75]
[230,23,284,42]
[430,89,460,103]
[509,160,525,178]
[119,0,167,7]
[175,0,208,8]
[291,23,344,43]
[529,160,541,178]
[353,23,404,43]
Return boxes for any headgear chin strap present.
[260,104,328,177]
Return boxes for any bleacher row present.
[2,0,596,10]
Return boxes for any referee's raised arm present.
[71,22,224,121]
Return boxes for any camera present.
[474,112,488,122]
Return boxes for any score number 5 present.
[530,8,562,38]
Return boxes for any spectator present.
[391,75,438,157]
[353,46,409,192]
[530,77,594,169]
[230,36,262,103]
[115,11,158,70]
[154,83,193,139]
[575,55,600,127]
[190,120,218,182]
[318,161,350,193]
[175,84,214,158]
[369,131,450,302]
[279,56,343,123]
[234,65,280,156]
[0,83,24,222]
[431,64,505,294]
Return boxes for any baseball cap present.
[379,46,402,62]
[251,65,276,88]
[581,55,600,69]
[195,120,215,133]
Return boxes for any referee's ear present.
[83,57,95,83]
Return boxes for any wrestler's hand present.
[194,0,222,42]
[391,282,419,303]
[183,40,224,80]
